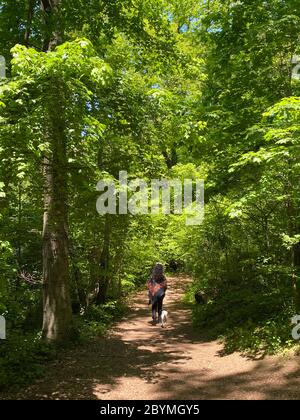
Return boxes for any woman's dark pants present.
[152,295,164,320]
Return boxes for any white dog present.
[159,310,168,328]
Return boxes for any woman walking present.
[147,263,167,324]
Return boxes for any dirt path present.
[3,276,300,400]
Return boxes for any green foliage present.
[78,300,128,340]
[189,281,297,355]
[2,0,300,389]
[174,1,300,356]
[0,332,56,389]
[223,313,296,356]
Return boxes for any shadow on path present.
[2,276,300,400]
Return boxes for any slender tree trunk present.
[293,168,300,311]
[96,215,111,305]
[15,181,22,289]
[69,241,87,310]
[293,237,300,312]
[40,0,63,52]
[24,0,34,46]
[286,185,300,312]
[41,0,73,341]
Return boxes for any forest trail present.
[5,275,300,400]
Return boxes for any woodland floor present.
[3,276,300,400]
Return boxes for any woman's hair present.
[151,262,165,281]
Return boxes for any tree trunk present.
[42,114,73,341]
[24,0,34,46]
[40,0,63,52]
[96,215,111,305]
[286,189,300,312]
[69,241,87,311]
[41,0,73,341]
[293,239,300,312]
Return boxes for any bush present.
[78,300,127,340]
[0,331,56,390]
[223,310,296,355]
[121,276,136,295]
[189,282,297,355]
